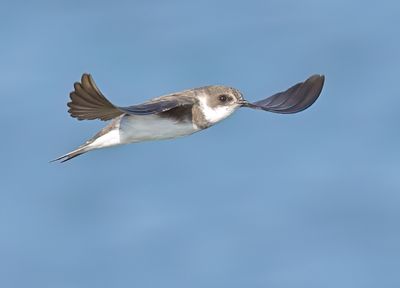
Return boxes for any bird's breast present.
[119,114,199,144]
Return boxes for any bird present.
[52,73,325,162]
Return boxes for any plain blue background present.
[1,0,399,287]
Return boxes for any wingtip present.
[81,72,91,79]
[306,74,325,95]
[308,74,325,82]
[314,74,325,93]
[246,73,326,114]
[320,74,326,86]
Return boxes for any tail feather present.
[50,146,90,163]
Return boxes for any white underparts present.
[119,114,198,144]
[88,129,121,149]
[86,119,122,149]
[87,114,199,150]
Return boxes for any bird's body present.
[121,114,198,142]
[52,74,325,162]
[89,113,198,150]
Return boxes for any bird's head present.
[196,85,246,124]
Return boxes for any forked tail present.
[50,145,91,163]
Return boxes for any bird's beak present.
[238,99,248,106]
[238,99,257,108]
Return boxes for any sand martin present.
[52,74,324,162]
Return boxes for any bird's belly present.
[119,114,198,144]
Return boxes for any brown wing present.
[67,74,197,121]
[67,74,124,121]
[246,74,325,114]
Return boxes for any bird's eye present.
[219,95,228,102]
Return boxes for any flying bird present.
[52,74,325,162]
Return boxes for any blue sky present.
[1,0,400,287]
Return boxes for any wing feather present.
[248,75,325,114]
[118,97,195,116]
[67,74,196,121]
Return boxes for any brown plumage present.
[53,73,325,163]
[67,74,123,121]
